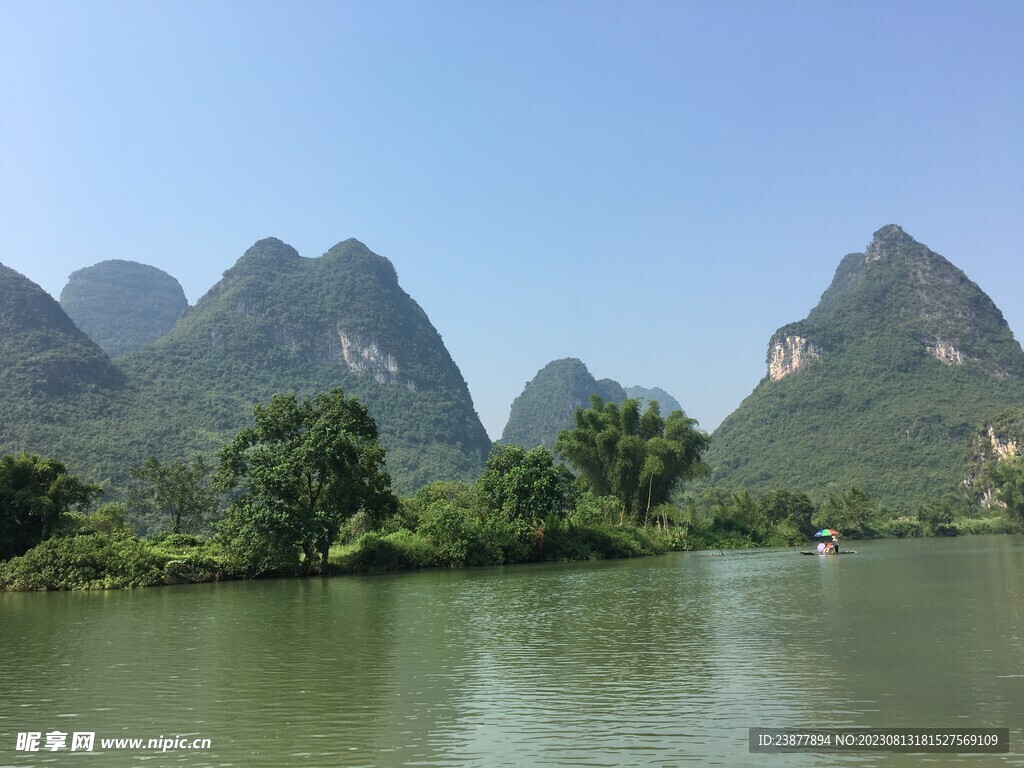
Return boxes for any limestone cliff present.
[963,411,1024,505]
[767,328,822,381]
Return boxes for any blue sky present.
[2,1,1022,439]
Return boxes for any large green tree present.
[813,487,878,538]
[478,445,576,526]
[555,396,710,524]
[217,389,397,575]
[130,455,218,535]
[0,453,101,560]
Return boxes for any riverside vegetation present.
[4,225,1024,591]
[2,391,1022,591]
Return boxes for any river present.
[2,535,1022,767]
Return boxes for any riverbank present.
[0,521,682,591]
[3,512,1018,591]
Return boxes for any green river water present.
[1,535,1022,767]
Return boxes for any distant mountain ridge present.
[500,358,684,449]
[0,239,491,494]
[60,260,189,357]
[707,225,1024,508]
[624,386,683,416]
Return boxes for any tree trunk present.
[645,474,653,527]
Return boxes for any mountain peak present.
[60,260,188,357]
[707,226,1024,508]
[865,223,914,262]
[500,358,626,449]
[322,238,398,285]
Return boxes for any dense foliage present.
[130,455,218,535]
[962,409,1024,505]
[623,386,683,416]
[59,260,188,357]
[0,453,100,560]
[0,263,125,399]
[556,396,710,524]
[989,458,1024,529]
[217,389,398,575]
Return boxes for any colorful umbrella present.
[814,528,840,538]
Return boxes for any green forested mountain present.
[0,240,491,494]
[60,260,189,357]
[500,359,624,449]
[500,358,683,450]
[706,225,1024,509]
[624,386,683,416]
[0,264,125,396]
[0,263,127,485]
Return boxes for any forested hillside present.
[60,260,188,357]
[706,225,1024,508]
[0,239,491,494]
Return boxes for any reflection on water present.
[1,536,1022,767]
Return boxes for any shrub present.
[345,530,439,571]
[953,516,1016,536]
[0,533,165,591]
[149,532,208,548]
[419,500,480,567]
[539,521,666,561]
[763,520,804,546]
[877,516,925,538]
[162,552,223,584]
[570,493,620,526]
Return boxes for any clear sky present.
[2,1,1022,439]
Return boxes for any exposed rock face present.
[986,425,1020,460]
[963,411,1024,506]
[768,333,822,381]
[110,237,490,493]
[337,332,400,384]
[923,340,965,366]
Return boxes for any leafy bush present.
[216,501,301,578]
[876,516,925,538]
[161,552,223,584]
[571,493,621,526]
[343,530,439,571]
[763,520,805,546]
[539,520,666,561]
[419,500,480,567]
[0,533,165,590]
[149,532,208,548]
[953,516,1017,535]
